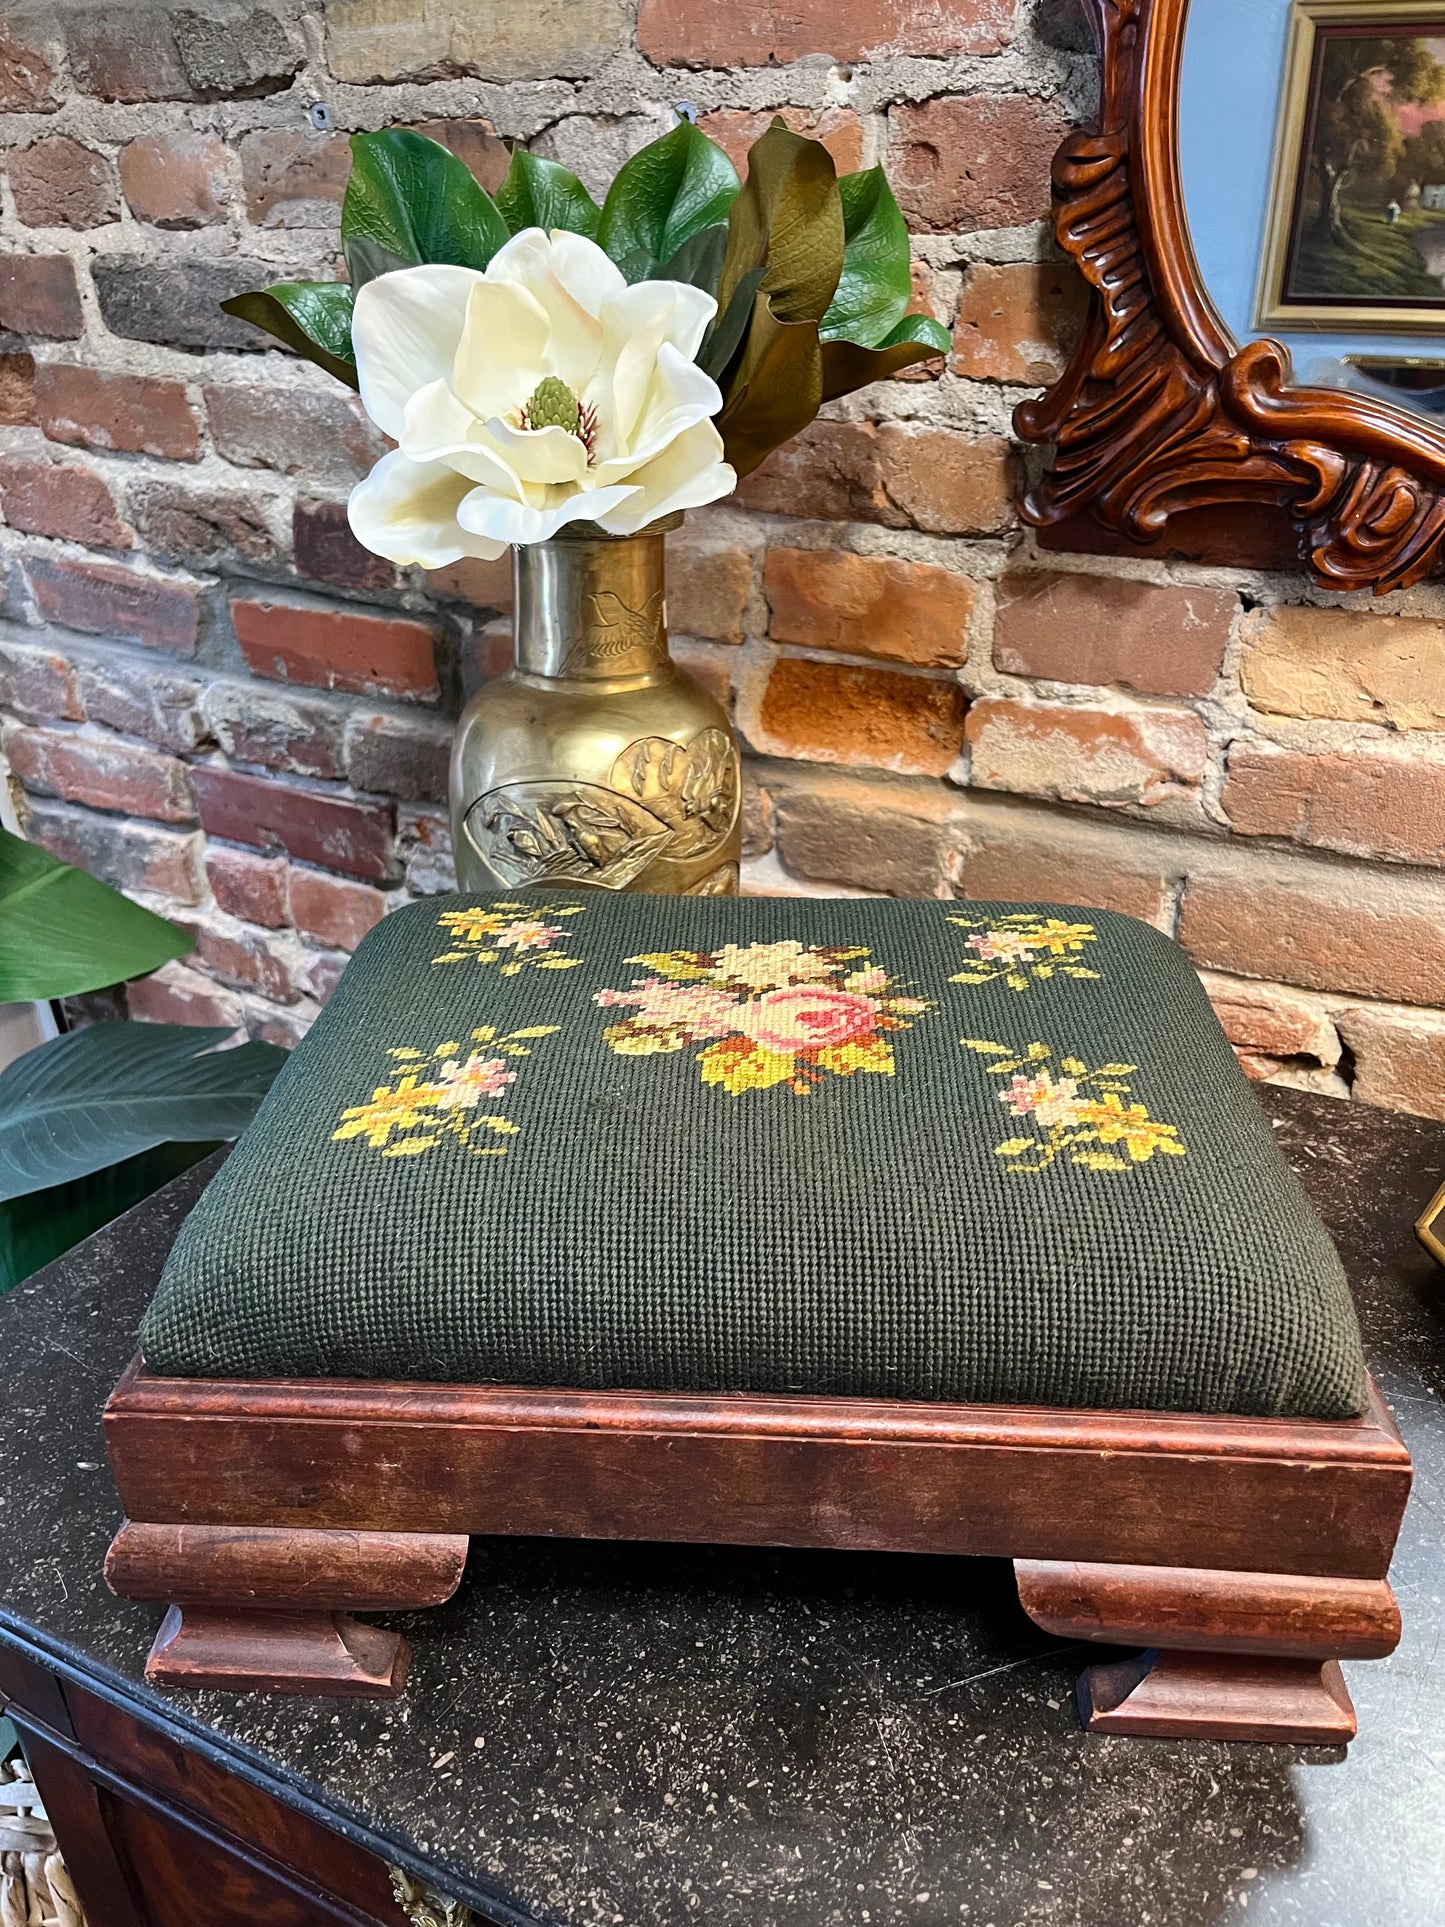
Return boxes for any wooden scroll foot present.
[147,1605,410,1697]
[106,1522,469,1699]
[1078,1649,1356,1743]
[1016,1557,1399,1745]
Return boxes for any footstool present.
[103,894,1410,1742]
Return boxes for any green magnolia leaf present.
[819,312,951,402]
[659,221,729,297]
[597,121,740,282]
[715,301,824,477]
[0,1025,286,1203]
[343,128,509,274]
[716,119,844,333]
[220,282,358,389]
[496,147,601,239]
[821,167,913,347]
[0,825,192,1003]
[0,1140,217,1296]
[698,263,766,380]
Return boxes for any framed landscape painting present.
[1257,0,1445,330]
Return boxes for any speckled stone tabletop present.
[2,1086,1443,1927]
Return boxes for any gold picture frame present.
[1416,1174,1445,1263]
[1256,0,1445,332]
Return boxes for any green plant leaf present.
[697,263,766,380]
[220,282,358,389]
[597,121,740,282]
[0,1140,218,1296]
[659,221,729,297]
[819,312,951,402]
[715,301,824,477]
[342,128,509,274]
[495,147,601,238]
[0,825,192,1003]
[0,1026,286,1203]
[820,168,913,347]
[716,118,845,332]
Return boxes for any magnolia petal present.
[488,226,628,319]
[456,481,641,548]
[483,227,606,388]
[593,418,735,535]
[351,266,484,441]
[452,278,552,422]
[482,417,590,487]
[348,449,507,566]
[600,280,716,366]
[400,381,528,498]
[592,342,722,485]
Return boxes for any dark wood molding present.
[1015,0,1445,593]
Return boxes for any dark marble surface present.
[2,1087,1444,1927]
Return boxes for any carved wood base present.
[1078,1650,1356,1744]
[146,1606,410,1697]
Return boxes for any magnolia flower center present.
[519,376,599,465]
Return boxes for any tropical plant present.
[224,117,951,494]
[0,824,287,1289]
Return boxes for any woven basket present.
[0,1753,85,1927]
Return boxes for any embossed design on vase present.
[451,516,742,896]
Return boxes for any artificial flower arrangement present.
[224,117,952,566]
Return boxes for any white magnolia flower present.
[346,228,737,566]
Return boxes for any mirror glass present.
[1180,0,1445,423]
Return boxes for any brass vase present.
[449,514,741,896]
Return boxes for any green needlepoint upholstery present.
[139,894,1367,1418]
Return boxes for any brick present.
[742,770,773,859]
[888,96,1067,233]
[459,617,514,697]
[697,106,864,178]
[0,353,36,426]
[204,845,288,928]
[1039,504,1305,574]
[0,16,61,111]
[74,656,205,753]
[92,257,276,353]
[1336,1005,1445,1122]
[36,365,200,461]
[754,658,967,775]
[1240,605,1445,731]
[304,949,350,1004]
[639,0,1012,65]
[0,639,81,723]
[171,5,301,95]
[202,681,343,780]
[994,572,1236,699]
[128,961,244,1029]
[239,129,350,229]
[191,767,394,880]
[325,0,628,84]
[120,133,230,229]
[966,698,1208,814]
[10,138,119,229]
[205,384,385,487]
[24,795,202,903]
[5,725,193,823]
[764,547,972,668]
[130,483,276,569]
[0,455,129,549]
[179,916,296,1002]
[244,999,313,1048]
[396,803,455,895]
[671,637,733,708]
[425,552,512,609]
[232,596,438,701]
[294,500,397,593]
[957,814,1173,924]
[1178,869,1445,1006]
[66,8,190,100]
[409,120,510,194]
[1222,741,1445,867]
[774,773,965,894]
[952,262,1088,384]
[738,420,1015,535]
[289,868,386,952]
[668,532,752,643]
[0,256,82,340]
[1199,973,1341,1074]
[343,711,451,802]
[24,555,200,656]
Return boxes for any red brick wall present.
[2,2,1444,1117]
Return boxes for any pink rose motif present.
[496,919,563,952]
[735,986,880,1055]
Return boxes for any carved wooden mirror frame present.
[1016,0,1445,593]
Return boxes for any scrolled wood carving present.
[1016,0,1445,593]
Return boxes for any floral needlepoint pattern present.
[961,1038,1187,1173]
[947,914,1099,993]
[594,938,932,1096]
[432,900,585,975]
[332,1024,559,1160]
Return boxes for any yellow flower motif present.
[332,1025,560,1161]
[432,900,586,975]
[961,1037,1186,1174]
[948,914,1100,993]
